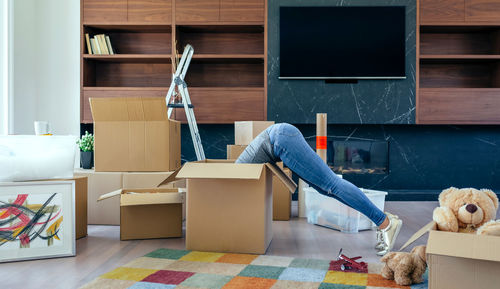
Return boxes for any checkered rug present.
[80,248,428,289]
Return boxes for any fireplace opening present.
[330,140,389,174]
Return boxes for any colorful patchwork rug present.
[81,248,428,289]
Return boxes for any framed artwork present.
[0,181,75,262]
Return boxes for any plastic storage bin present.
[304,187,387,233]
[0,135,77,182]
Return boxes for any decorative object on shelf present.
[0,181,76,263]
[77,131,94,169]
[85,33,114,55]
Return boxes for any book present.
[85,33,93,54]
[97,34,109,55]
[91,38,101,54]
[105,35,114,55]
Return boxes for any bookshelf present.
[81,0,267,124]
[417,0,500,124]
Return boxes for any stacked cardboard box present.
[159,159,296,254]
[83,97,183,240]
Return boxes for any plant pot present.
[80,151,94,169]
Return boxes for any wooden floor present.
[1,202,439,289]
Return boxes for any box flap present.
[157,167,183,187]
[399,221,436,250]
[97,189,123,201]
[265,163,297,193]
[90,97,168,122]
[177,162,264,180]
[427,230,500,262]
[121,189,182,206]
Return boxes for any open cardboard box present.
[402,221,500,289]
[98,188,183,240]
[90,97,181,172]
[159,159,297,254]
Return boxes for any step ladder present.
[165,44,206,161]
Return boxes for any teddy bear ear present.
[481,189,499,210]
[439,187,458,206]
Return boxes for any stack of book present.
[85,34,114,55]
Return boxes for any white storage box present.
[0,135,77,182]
[304,187,387,233]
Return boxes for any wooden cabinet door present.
[220,0,265,22]
[83,0,127,23]
[176,0,219,22]
[420,0,465,23]
[128,0,172,23]
[466,0,500,22]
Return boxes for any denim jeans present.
[268,123,386,226]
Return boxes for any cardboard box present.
[273,167,292,221]
[90,97,181,172]
[74,170,185,225]
[160,159,296,254]
[402,221,500,289]
[227,145,248,160]
[41,176,88,239]
[66,176,88,239]
[234,121,274,145]
[75,169,122,225]
[98,188,183,240]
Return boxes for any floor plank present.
[0,201,460,289]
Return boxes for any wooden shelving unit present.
[80,0,267,124]
[417,0,500,124]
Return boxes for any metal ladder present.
[165,44,206,161]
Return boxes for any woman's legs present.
[268,123,387,226]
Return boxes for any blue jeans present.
[268,123,386,226]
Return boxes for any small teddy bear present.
[432,187,499,233]
[380,245,427,286]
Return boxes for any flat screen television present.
[279,6,406,79]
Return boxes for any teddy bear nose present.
[466,204,478,213]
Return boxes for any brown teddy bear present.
[432,187,499,234]
[380,245,427,286]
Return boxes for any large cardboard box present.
[234,121,274,145]
[227,144,248,160]
[90,97,181,172]
[98,188,183,240]
[160,159,296,254]
[402,222,500,289]
[75,169,122,225]
[273,167,292,221]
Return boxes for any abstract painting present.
[0,181,75,262]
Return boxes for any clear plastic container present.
[304,187,387,233]
[0,135,77,182]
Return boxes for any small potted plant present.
[77,131,94,169]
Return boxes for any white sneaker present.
[376,213,403,256]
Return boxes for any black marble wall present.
[268,0,416,124]
[179,124,500,200]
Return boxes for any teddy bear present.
[432,187,500,234]
[380,245,427,286]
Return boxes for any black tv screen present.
[279,6,406,79]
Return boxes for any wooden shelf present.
[421,22,500,27]
[420,55,500,60]
[83,54,172,63]
[176,21,264,26]
[81,0,267,124]
[84,23,171,29]
[83,86,169,91]
[418,88,500,124]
